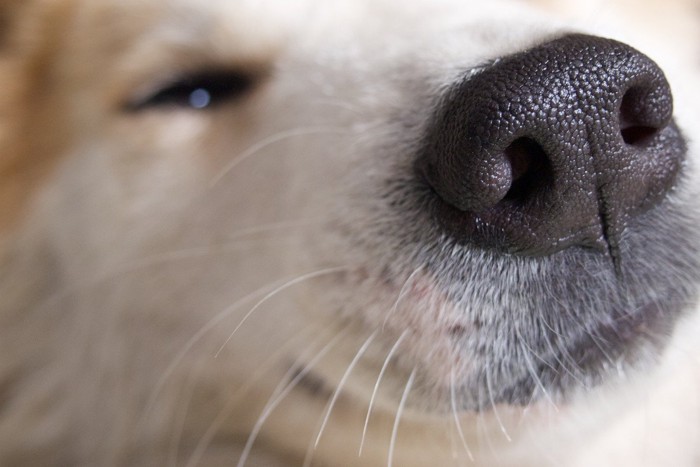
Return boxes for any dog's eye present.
[128,70,257,111]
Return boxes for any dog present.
[1,0,699,465]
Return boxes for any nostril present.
[621,125,658,146]
[619,87,664,146]
[503,138,552,203]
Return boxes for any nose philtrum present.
[419,33,686,258]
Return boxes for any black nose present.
[419,34,686,257]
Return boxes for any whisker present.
[302,331,378,467]
[450,370,475,461]
[121,219,324,272]
[538,315,586,387]
[382,267,422,330]
[210,126,350,187]
[359,330,408,456]
[141,278,289,425]
[215,267,348,358]
[516,390,539,428]
[447,416,459,462]
[32,219,322,314]
[552,295,617,368]
[388,369,416,467]
[516,329,558,373]
[183,325,319,467]
[485,371,512,442]
[308,98,363,114]
[476,381,500,462]
[584,328,616,368]
[313,331,378,448]
[167,363,202,467]
[216,219,325,238]
[236,329,348,467]
[515,327,559,412]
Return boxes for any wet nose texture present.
[419,34,686,259]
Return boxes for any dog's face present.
[2,0,700,465]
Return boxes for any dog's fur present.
[1,0,700,465]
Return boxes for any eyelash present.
[127,70,257,111]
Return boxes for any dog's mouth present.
[340,231,694,413]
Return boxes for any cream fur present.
[1,0,699,465]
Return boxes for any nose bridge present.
[419,34,685,257]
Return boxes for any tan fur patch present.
[0,0,76,235]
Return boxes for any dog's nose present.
[419,34,686,256]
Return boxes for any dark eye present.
[127,70,257,111]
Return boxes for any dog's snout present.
[420,34,686,256]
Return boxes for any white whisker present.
[119,220,323,272]
[211,126,350,187]
[475,384,499,461]
[514,327,559,412]
[313,331,378,449]
[34,220,322,315]
[451,370,475,461]
[309,98,362,114]
[142,278,288,424]
[183,325,319,467]
[236,329,348,467]
[538,315,586,387]
[359,330,407,456]
[447,417,459,462]
[215,267,348,358]
[167,363,202,467]
[383,267,422,330]
[388,369,416,467]
[485,371,512,442]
